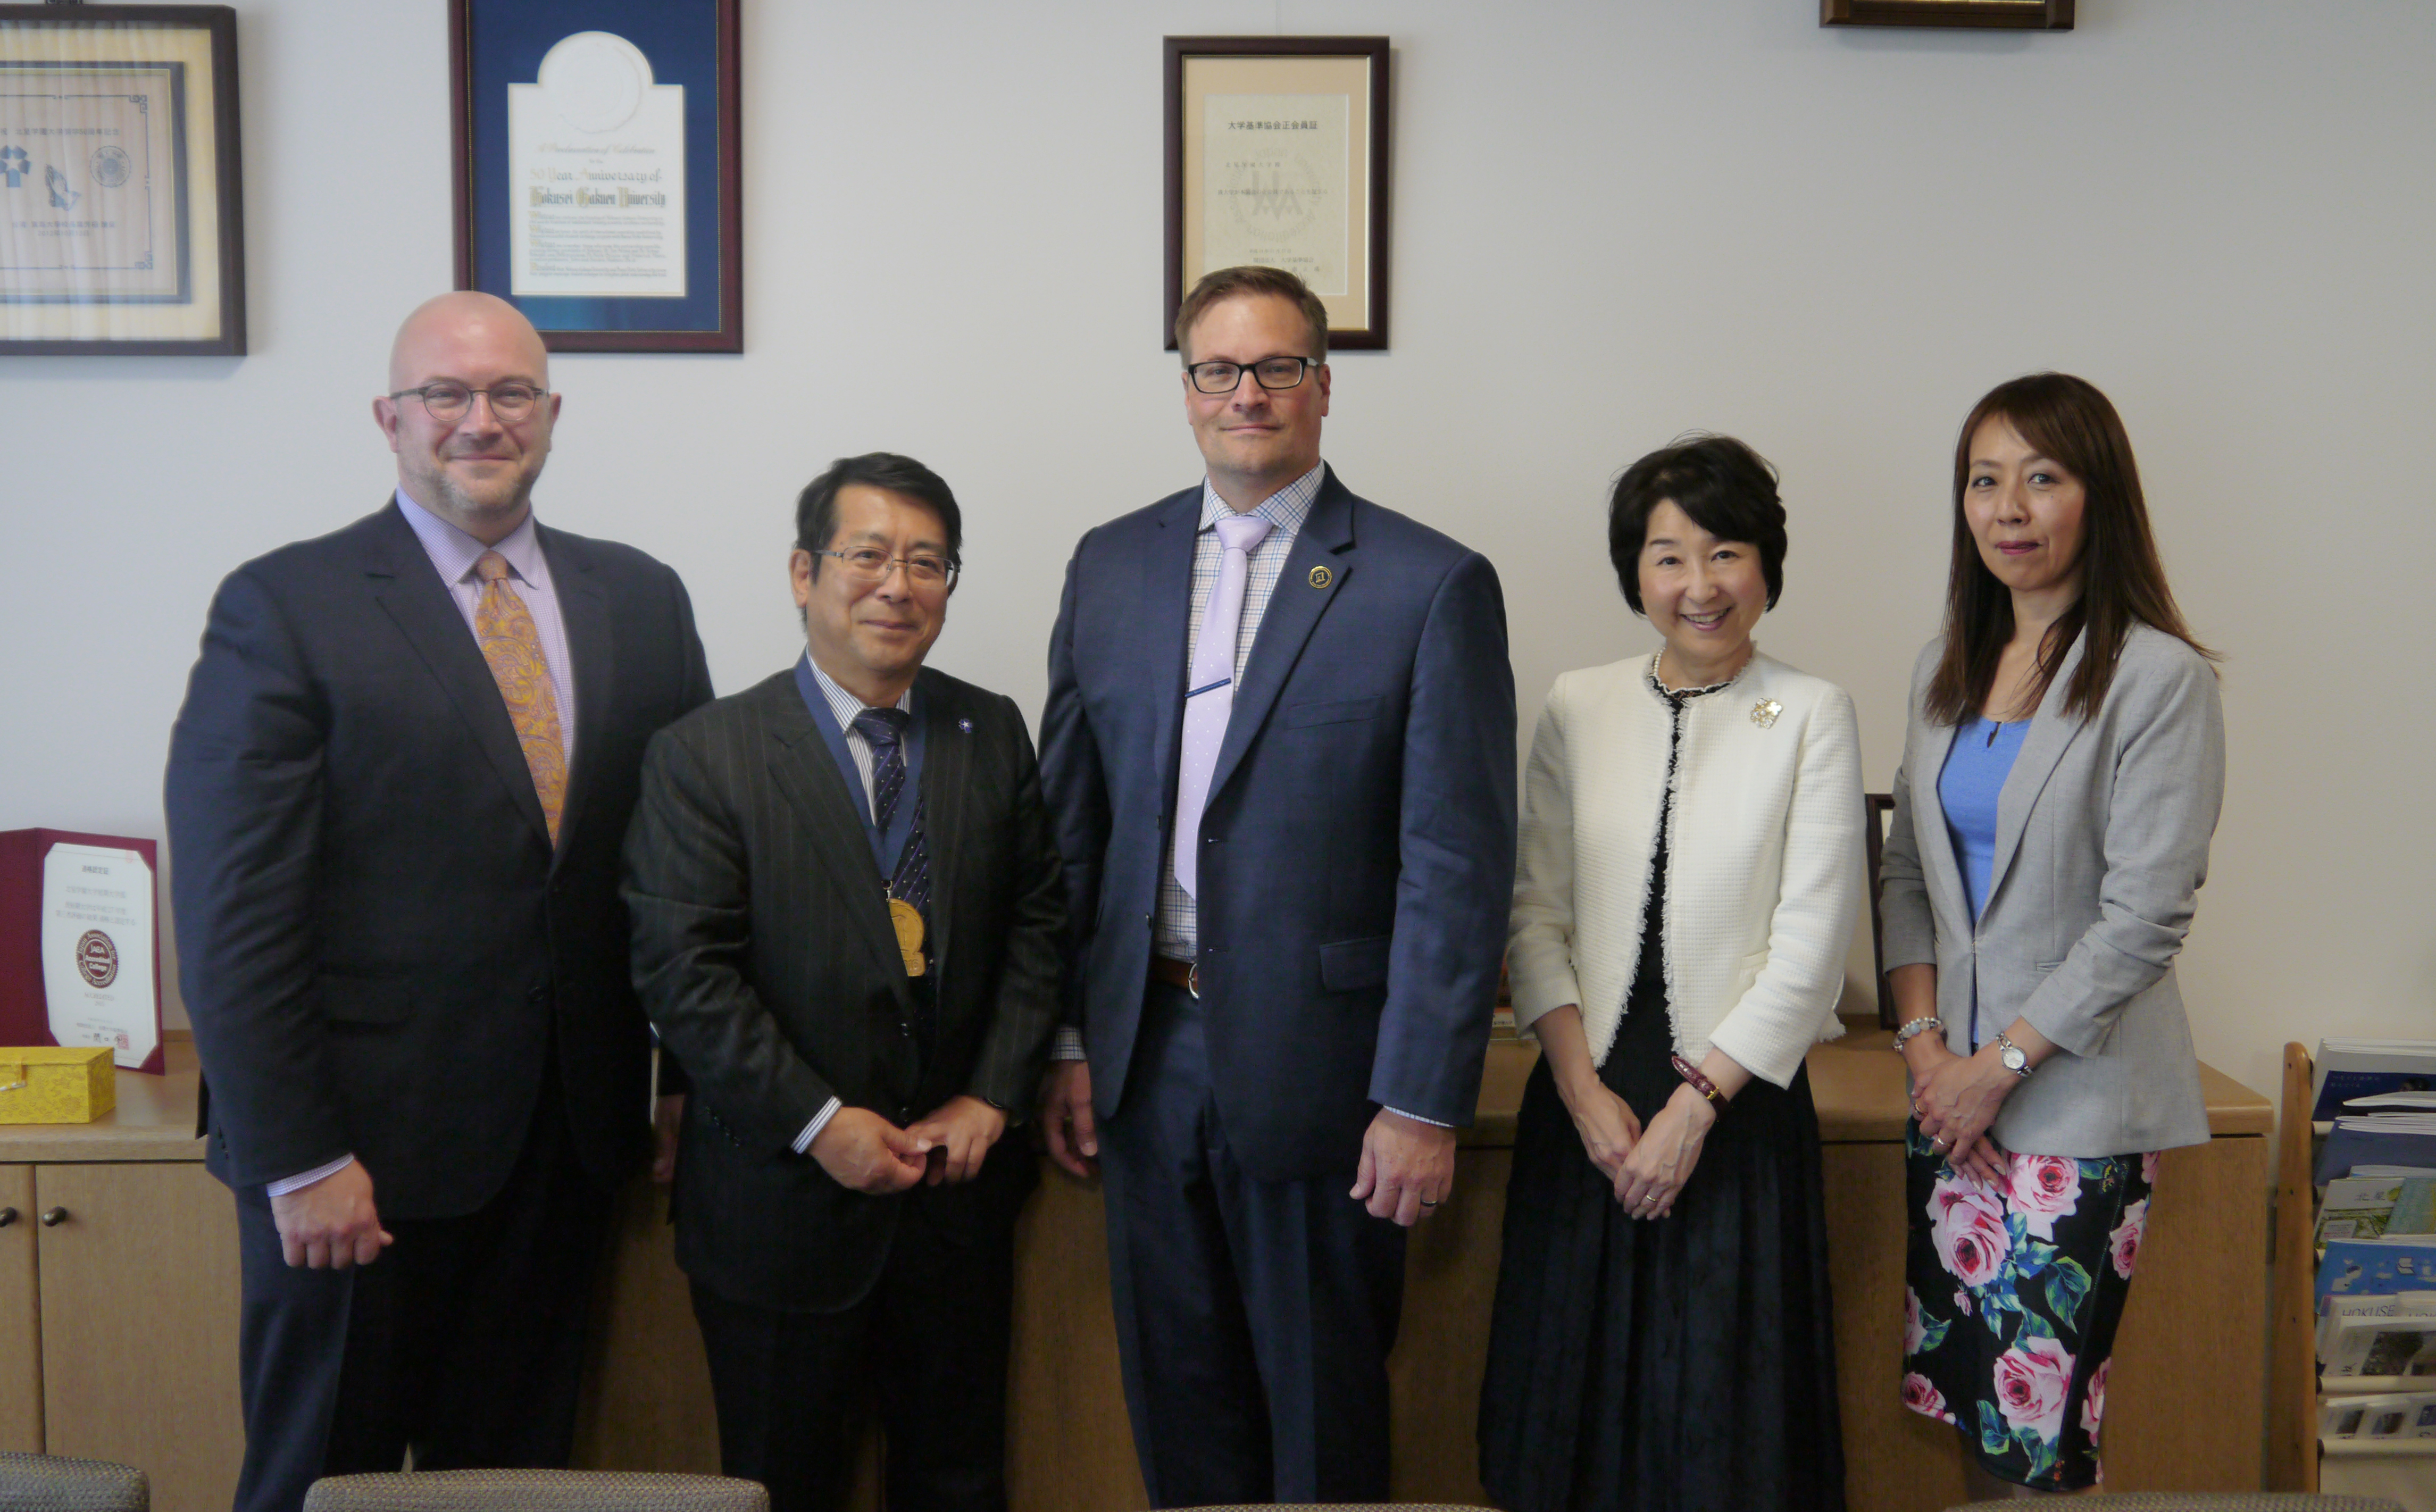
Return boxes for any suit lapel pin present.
[957,717,973,734]
[1750,698,1782,729]
[1308,565,1332,589]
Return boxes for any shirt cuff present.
[1380,1105,1451,1128]
[266,1154,355,1197]
[1050,1026,1088,1062]
[791,1097,845,1155]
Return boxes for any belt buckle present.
[1187,960,1199,999]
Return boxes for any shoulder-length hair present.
[1925,373,2214,725]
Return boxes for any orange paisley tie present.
[473,550,568,844]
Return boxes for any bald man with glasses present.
[166,291,712,1512]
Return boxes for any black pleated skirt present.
[1478,975,1847,1512]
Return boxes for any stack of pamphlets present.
[2313,1039,2436,1183]
[2321,1391,2436,1441]
[2318,1172,2436,1243]
[2318,1288,2436,1378]
[2313,1038,2436,1118]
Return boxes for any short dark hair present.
[1606,435,1788,614]
[1925,373,2214,724]
[1174,265,1330,363]
[794,452,963,577]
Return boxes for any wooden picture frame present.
[1822,0,2073,29]
[449,0,741,353]
[0,4,245,356]
[1165,36,1390,352]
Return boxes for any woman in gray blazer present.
[1880,373,2223,1498]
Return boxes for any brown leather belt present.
[1148,955,1198,997]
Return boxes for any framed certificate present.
[1165,37,1390,352]
[1822,0,2072,28]
[449,0,741,353]
[0,4,245,356]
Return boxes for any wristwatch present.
[1995,1032,2033,1079]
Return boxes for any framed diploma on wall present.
[1165,37,1390,352]
[1821,0,2072,27]
[449,0,741,353]
[0,4,246,356]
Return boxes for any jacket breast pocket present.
[1319,935,1392,993]
[1282,696,1381,730]
[315,972,413,1025]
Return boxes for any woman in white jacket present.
[1479,435,1864,1512]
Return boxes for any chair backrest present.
[0,1451,148,1512]
[1864,790,1895,1028]
[1945,1494,2406,1511]
[302,1469,769,1512]
[1172,1505,1496,1512]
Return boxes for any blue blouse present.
[1938,715,2031,927]
[1939,715,2030,1048]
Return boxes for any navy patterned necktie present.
[852,707,933,967]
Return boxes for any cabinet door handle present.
[38,1208,67,1227]
[0,1208,14,1227]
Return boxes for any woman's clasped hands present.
[1906,1036,2013,1187]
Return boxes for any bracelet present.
[1670,1052,1726,1106]
[1890,1015,1945,1050]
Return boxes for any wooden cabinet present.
[577,1036,2273,1512]
[1,1034,2272,1512]
[0,1041,246,1512]
[0,1164,40,1453]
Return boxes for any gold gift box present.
[0,1046,116,1124]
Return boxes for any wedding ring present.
[1419,1198,1439,1208]
[1932,1135,1950,1150]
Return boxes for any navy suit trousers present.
[1099,981,1407,1507]
[228,1085,612,1512]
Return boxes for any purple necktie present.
[1172,512,1273,898]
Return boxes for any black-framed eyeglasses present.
[388,381,547,424]
[1185,356,1320,395]
[813,547,960,589]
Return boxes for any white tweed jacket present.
[1507,649,1866,1088]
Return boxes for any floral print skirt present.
[1900,1121,2156,1491]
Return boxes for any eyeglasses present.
[389,381,547,424]
[1184,356,1319,395]
[813,547,960,589]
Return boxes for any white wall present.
[3,0,2430,1102]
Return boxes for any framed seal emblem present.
[73,929,117,989]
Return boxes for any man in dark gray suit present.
[623,453,1065,1512]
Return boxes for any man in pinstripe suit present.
[622,453,1066,1512]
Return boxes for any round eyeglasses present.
[813,547,960,589]
[389,381,547,424]
[1184,356,1319,395]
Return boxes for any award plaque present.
[0,829,165,1074]
[1165,37,1390,352]
[0,4,246,355]
[451,0,741,352]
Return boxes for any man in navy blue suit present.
[167,293,711,1512]
[1037,265,1516,1505]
